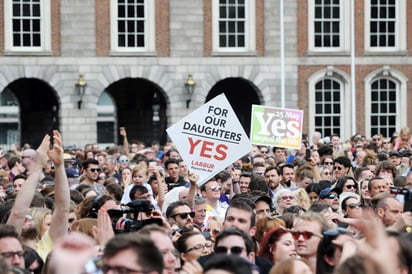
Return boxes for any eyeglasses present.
[210,186,222,191]
[101,264,148,274]
[88,168,101,173]
[172,212,195,219]
[0,251,24,259]
[185,243,213,253]
[291,231,323,240]
[214,246,244,255]
[325,194,339,199]
[324,161,334,165]
[280,195,294,201]
[344,184,356,189]
[347,202,362,209]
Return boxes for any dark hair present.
[203,254,253,274]
[164,158,179,169]
[264,165,280,176]
[103,233,164,273]
[0,224,19,240]
[334,156,351,168]
[215,170,231,183]
[129,185,148,201]
[105,182,123,202]
[224,198,256,228]
[334,176,358,193]
[341,195,359,212]
[214,227,254,254]
[175,231,203,254]
[165,201,190,219]
[306,183,321,194]
[82,158,99,170]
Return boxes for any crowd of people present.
[0,127,411,274]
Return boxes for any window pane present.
[116,0,146,48]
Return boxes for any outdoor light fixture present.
[76,74,87,109]
[184,73,196,108]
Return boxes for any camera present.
[390,187,412,212]
[107,199,162,233]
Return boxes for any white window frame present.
[4,0,51,53]
[364,0,406,53]
[364,67,407,138]
[110,0,155,54]
[308,0,350,53]
[308,68,352,140]
[212,0,256,54]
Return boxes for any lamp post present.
[75,74,87,109]
[184,74,196,109]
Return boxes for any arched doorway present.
[1,78,59,147]
[206,78,261,135]
[104,78,168,146]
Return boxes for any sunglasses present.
[210,186,222,191]
[324,161,334,165]
[347,202,362,209]
[383,142,390,144]
[185,243,213,253]
[325,193,339,199]
[280,195,295,201]
[334,166,343,171]
[119,159,129,163]
[260,150,268,154]
[88,168,101,173]
[323,171,331,175]
[214,246,244,255]
[344,184,356,189]
[291,231,323,240]
[372,138,381,141]
[172,212,195,219]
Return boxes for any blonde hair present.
[293,188,311,211]
[28,207,52,238]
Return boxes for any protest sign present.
[167,94,252,185]
[250,105,303,149]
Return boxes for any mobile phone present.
[390,187,412,212]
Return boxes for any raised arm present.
[47,130,70,242]
[7,135,49,234]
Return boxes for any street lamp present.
[75,74,87,109]
[184,74,196,109]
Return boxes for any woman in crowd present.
[175,231,210,265]
[258,227,297,266]
[334,176,358,194]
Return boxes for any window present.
[4,0,51,53]
[313,79,342,137]
[212,0,256,53]
[308,69,352,140]
[364,68,407,138]
[369,79,397,137]
[110,0,155,53]
[308,0,350,53]
[364,0,406,52]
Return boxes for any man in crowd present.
[103,232,164,274]
[80,158,105,196]
[165,201,194,232]
[164,158,187,190]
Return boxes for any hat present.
[400,149,412,157]
[319,187,342,199]
[389,150,401,158]
[63,153,73,161]
[252,195,273,207]
[66,168,80,178]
